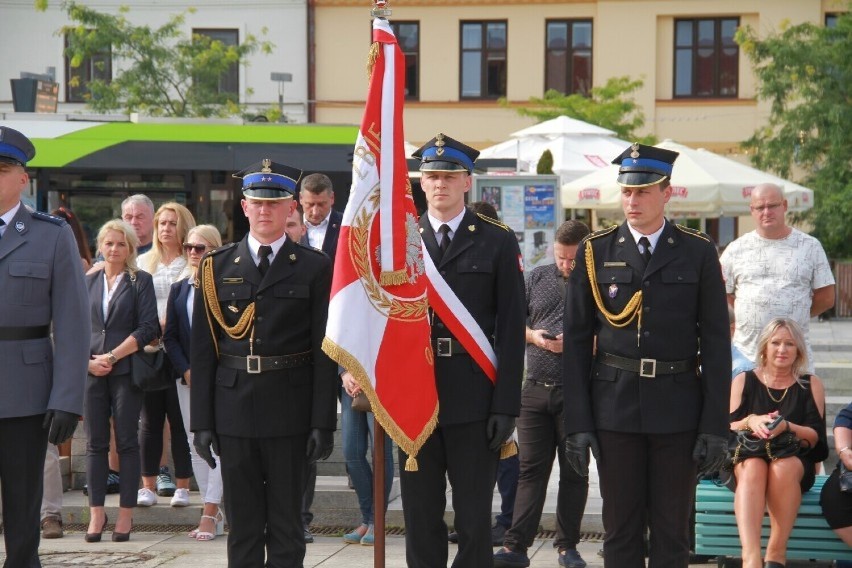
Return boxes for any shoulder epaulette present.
[476,213,511,231]
[675,224,711,243]
[294,242,327,256]
[582,224,618,246]
[206,242,237,257]
[31,211,66,226]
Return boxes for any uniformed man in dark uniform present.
[562,143,730,567]
[0,126,89,566]
[190,159,337,568]
[401,133,525,568]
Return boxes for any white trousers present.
[176,381,223,504]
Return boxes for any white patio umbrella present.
[510,115,617,138]
[561,139,815,215]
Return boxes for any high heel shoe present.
[112,521,132,542]
[84,515,108,543]
[195,509,224,541]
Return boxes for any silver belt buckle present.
[639,358,656,378]
[246,355,262,374]
[436,338,452,357]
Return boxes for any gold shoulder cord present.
[584,239,644,345]
[201,255,256,357]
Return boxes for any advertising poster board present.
[472,175,561,271]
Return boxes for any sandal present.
[195,510,224,541]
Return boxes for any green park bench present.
[695,476,852,567]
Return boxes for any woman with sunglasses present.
[163,225,225,540]
[136,202,196,507]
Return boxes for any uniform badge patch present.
[15,221,24,232]
[609,283,618,298]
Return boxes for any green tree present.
[45,2,273,117]
[536,149,554,174]
[736,12,852,257]
[506,76,655,143]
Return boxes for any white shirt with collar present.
[305,211,331,249]
[0,202,22,237]
[247,233,288,268]
[427,209,467,248]
[627,221,666,255]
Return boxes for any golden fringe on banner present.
[366,42,380,78]
[322,337,438,471]
[379,269,408,287]
[500,439,518,460]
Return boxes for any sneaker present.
[493,547,530,568]
[156,466,176,497]
[106,470,120,494]
[170,488,190,507]
[491,522,508,546]
[303,527,314,544]
[137,487,158,507]
[559,548,587,568]
[41,517,63,539]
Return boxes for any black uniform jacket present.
[563,220,731,437]
[190,236,337,438]
[419,209,525,425]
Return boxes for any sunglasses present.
[183,243,208,253]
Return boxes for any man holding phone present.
[494,220,591,568]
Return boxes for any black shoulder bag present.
[128,272,173,392]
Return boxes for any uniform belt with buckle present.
[431,338,468,357]
[526,379,561,388]
[219,351,313,374]
[0,325,50,341]
[597,351,697,378]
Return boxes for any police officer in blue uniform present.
[0,126,90,566]
[562,143,730,567]
[401,134,525,568]
[191,159,337,568]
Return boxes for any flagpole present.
[373,417,387,568]
[370,4,391,566]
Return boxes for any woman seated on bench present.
[728,318,827,568]
[820,401,852,561]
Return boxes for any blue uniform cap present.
[233,158,302,200]
[413,133,479,174]
[0,126,36,167]
[612,143,679,188]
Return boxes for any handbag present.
[128,272,173,392]
[840,462,852,493]
[727,428,801,467]
[351,392,372,413]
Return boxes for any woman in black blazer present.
[164,224,225,541]
[84,220,159,542]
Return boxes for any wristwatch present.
[107,351,118,365]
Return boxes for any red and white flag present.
[323,18,437,471]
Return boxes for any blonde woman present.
[728,318,827,568]
[163,225,226,540]
[84,220,159,542]
[136,202,197,507]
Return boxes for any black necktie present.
[438,224,451,258]
[638,236,652,265]
[258,245,272,276]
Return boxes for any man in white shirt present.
[720,182,835,370]
[300,173,342,262]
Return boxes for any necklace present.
[760,369,791,404]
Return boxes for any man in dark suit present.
[562,143,730,567]
[0,126,89,566]
[191,159,337,568]
[400,133,525,568]
[299,173,342,262]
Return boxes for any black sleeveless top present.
[730,370,828,464]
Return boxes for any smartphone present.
[541,332,558,340]
[766,414,785,431]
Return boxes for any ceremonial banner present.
[323,17,437,471]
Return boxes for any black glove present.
[42,410,80,445]
[306,429,334,463]
[486,413,515,452]
[194,429,219,469]
[692,433,728,476]
[563,432,600,477]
